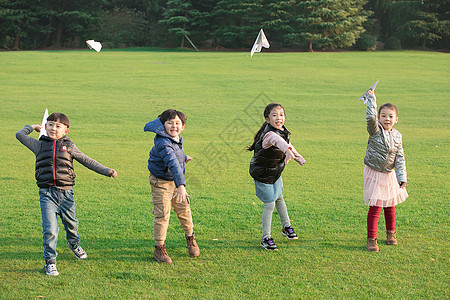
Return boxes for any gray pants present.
[262,195,291,239]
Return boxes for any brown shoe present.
[153,244,172,263]
[367,237,379,252]
[386,231,398,245]
[185,232,200,257]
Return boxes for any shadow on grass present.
[0,235,369,266]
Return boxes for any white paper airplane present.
[39,108,48,138]
[86,40,102,52]
[251,29,270,57]
[358,81,379,103]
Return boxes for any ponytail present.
[247,122,268,151]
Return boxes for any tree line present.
[1,0,449,51]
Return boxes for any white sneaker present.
[67,242,87,259]
[44,262,59,276]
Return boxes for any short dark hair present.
[47,112,70,128]
[158,109,187,125]
[378,103,398,117]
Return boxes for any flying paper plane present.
[358,81,379,104]
[39,108,48,138]
[251,29,270,57]
[86,40,102,52]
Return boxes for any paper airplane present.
[86,40,102,52]
[251,29,270,57]
[39,108,48,138]
[358,80,379,103]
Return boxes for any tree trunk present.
[308,40,314,52]
[13,26,21,50]
[54,19,63,47]
[43,16,54,48]
[181,22,186,48]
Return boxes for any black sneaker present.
[260,238,278,251]
[282,226,298,240]
[43,260,59,276]
[67,242,87,259]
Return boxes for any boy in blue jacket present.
[144,109,199,263]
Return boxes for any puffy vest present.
[249,124,290,184]
[35,136,75,187]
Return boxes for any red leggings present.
[367,206,396,238]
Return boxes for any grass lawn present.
[0,49,448,299]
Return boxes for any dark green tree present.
[383,0,450,49]
[96,7,149,48]
[260,0,299,47]
[0,0,40,49]
[159,0,198,47]
[402,0,449,48]
[210,0,261,48]
[297,0,369,51]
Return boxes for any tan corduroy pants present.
[149,173,194,246]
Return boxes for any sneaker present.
[185,232,200,257]
[260,237,278,251]
[44,260,59,276]
[154,244,173,263]
[386,231,398,245]
[367,237,379,252]
[67,242,87,259]
[282,226,298,240]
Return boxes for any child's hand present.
[173,185,190,203]
[186,155,193,163]
[368,89,374,95]
[32,125,42,132]
[285,148,295,164]
[294,154,306,166]
[109,169,118,178]
[399,182,407,189]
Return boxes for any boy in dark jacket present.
[16,112,117,275]
[144,109,199,263]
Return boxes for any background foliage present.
[0,0,449,51]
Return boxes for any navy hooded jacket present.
[144,118,187,187]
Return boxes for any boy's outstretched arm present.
[70,144,117,177]
[16,125,42,155]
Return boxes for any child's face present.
[265,106,285,130]
[45,121,69,140]
[379,108,398,131]
[164,115,185,138]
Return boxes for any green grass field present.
[0,49,448,299]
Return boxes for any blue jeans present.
[39,187,79,262]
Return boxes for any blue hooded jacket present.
[144,118,187,187]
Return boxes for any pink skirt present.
[363,166,408,207]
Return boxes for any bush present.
[385,37,402,50]
[355,33,376,51]
[96,7,149,48]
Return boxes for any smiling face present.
[265,106,285,130]
[45,121,69,140]
[164,115,185,138]
[379,107,398,131]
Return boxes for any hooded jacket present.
[364,94,407,183]
[144,118,187,187]
[249,124,290,184]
